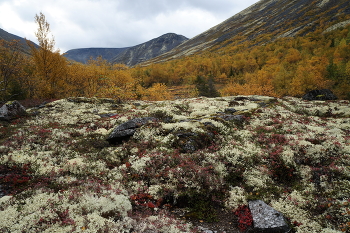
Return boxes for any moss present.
[175,193,220,223]
[149,110,173,122]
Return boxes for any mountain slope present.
[64,33,188,66]
[111,33,188,66]
[0,28,38,54]
[64,48,128,64]
[144,0,350,64]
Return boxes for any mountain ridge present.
[63,47,129,64]
[64,33,188,66]
[112,33,188,66]
[0,28,38,53]
[142,0,350,65]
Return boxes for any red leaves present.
[130,192,162,209]
[147,201,156,209]
[0,164,32,195]
[234,205,253,232]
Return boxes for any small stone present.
[249,200,291,233]
[224,108,237,114]
[218,114,244,122]
[107,117,157,144]
[0,100,26,121]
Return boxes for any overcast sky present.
[0,0,259,52]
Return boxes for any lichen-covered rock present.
[107,117,158,144]
[249,200,291,233]
[0,100,26,121]
[302,89,338,101]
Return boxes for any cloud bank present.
[0,0,259,52]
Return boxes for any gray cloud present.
[0,0,259,52]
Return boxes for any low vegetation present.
[0,96,349,232]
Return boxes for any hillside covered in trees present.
[1,0,350,103]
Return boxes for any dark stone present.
[218,114,245,122]
[249,200,291,233]
[175,132,200,153]
[258,102,268,108]
[229,100,243,106]
[234,97,249,101]
[0,100,26,121]
[107,117,157,144]
[302,89,338,101]
[99,113,118,118]
[225,108,237,114]
[173,122,217,153]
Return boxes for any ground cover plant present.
[0,96,349,232]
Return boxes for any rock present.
[224,108,237,114]
[0,100,26,121]
[175,132,200,153]
[302,89,338,101]
[197,226,215,233]
[173,121,217,153]
[218,114,245,122]
[234,97,249,101]
[249,200,291,233]
[107,117,157,144]
[99,113,118,118]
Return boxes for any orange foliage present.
[3,13,350,101]
[136,83,173,101]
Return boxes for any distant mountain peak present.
[64,33,188,66]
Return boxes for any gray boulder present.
[0,100,26,121]
[249,200,291,233]
[107,117,157,144]
[224,108,237,114]
[218,114,245,122]
[302,89,338,101]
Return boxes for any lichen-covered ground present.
[0,96,349,233]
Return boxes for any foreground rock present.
[302,89,338,101]
[0,100,26,121]
[249,200,291,233]
[107,117,158,144]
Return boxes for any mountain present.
[111,33,188,66]
[64,48,129,64]
[64,33,188,66]
[143,0,350,64]
[0,28,38,54]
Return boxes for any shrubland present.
[0,96,349,232]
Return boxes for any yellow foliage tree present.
[290,56,331,96]
[0,39,25,102]
[135,83,173,101]
[27,12,67,98]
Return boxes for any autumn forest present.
[1,12,350,104]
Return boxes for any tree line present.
[0,13,172,104]
[1,12,350,104]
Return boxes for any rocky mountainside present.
[63,47,129,64]
[143,0,350,64]
[64,33,188,66]
[0,28,38,54]
[111,33,188,66]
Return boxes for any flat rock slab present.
[249,200,291,233]
[107,117,157,144]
